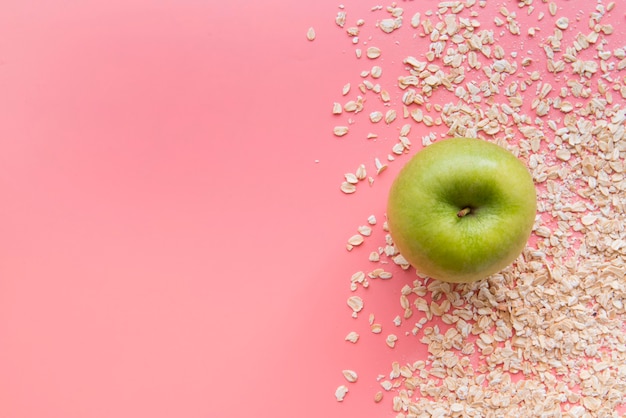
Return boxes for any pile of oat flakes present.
[313,0,626,416]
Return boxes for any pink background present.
[0,1,383,417]
[0,1,624,417]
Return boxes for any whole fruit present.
[387,138,537,283]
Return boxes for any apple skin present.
[387,138,537,283]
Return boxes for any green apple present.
[387,138,536,283]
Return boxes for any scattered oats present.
[539,82,552,98]
[346,26,359,37]
[581,214,597,226]
[355,164,367,180]
[410,108,423,123]
[601,24,614,35]
[548,2,557,16]
[385,334,398,348]
[555,148,571,161]
[374,391,383,403]
[333,126,349,137]
[366,47,381,59]
[392,143,405,155]
[342,83,351,96]
[559,101,574,113]
[347,234,364,247]
[340,182,356,194]
[357,225,372,236]
[306,27,316,41]
[345,331,359,343]
[392,254,410,269]
[347,296,363,313]
[378,271,392,279]
[379,18,401,34]
[371,65,383,78]
[555,17,569,30]
[384,109,397,124]
[332,102,343,114]
[367,215,377,225]
[342,369,358,383]
[330,3,626,415]
[350,271,365,288]
[582,397,601,412]
[611,239,625,251]
[335,11,347,28]
[369,268,382,279]
[361,80,373,91]
[343,100,358,113]
[369,111,383,123]
[450,403,464,413]
[344,173,359,184]
[335,385,348,402]
[374,158,387,175]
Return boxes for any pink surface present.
[1,1,625,417]
[0,2,365,417]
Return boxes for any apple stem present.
[457,207,471,218]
